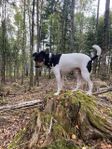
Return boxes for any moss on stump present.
[8,91,112,149]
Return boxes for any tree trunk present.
[1,21,6,84]
[8,91,112,148]
[103,0,110,50]
[21,0,26,85]
[1,0,7,84]
[35,0,40,86]
[93,0,100,76]
[96,0,100,38]
[29,0,35,88]
[61,0,68,52]
[100,0,110,79]
[70,0,75,52]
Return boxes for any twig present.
[46,117,53,135]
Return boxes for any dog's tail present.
[87,45,101,72]
[91,44,102,61]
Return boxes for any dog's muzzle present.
[35,65,40,68]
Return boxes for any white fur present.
[92,45,102,56]
[49,53,52,58]
[52,45,101,96]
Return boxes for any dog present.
[33,45,101,95]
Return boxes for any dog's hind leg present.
[81,69,93,95]
[72,69,82,91]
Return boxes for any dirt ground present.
[0,77,112,149]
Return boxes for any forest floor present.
[0,76,112,149]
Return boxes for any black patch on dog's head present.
[32,51,46,62]
[32,51,46,68]
[32,52,38,61]
[32,51,62,68]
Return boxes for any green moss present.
[46,139,80,149]
[108,110,112,117]
[60,91,112,138]
[41,113,53,127]
[0,96,8,105]
[60,90,97,114]
[87,110,110,136]
[52,124,68,139]
[8,128,26,149]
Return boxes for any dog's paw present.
[54,92,60,96]
[86,91,92,96]
[72,88,78,92]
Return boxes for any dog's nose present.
[35,66,40,68]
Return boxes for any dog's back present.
[58,53,91,73]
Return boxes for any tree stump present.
[8,91,112,149]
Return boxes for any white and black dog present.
[33,45,101,95]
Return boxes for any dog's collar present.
[49,53,52,59]
[44,53,53,69]
[44,53,62,69]
[48,53,53,68]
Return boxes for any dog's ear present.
[45,48,50,54]
[32,52,37,57]
[39,51,46,57]
[32,52,38,61]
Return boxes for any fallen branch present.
[0,100,44,112]
[93,87,112,95]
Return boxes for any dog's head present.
[32,51,46,68]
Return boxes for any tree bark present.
[100,0,110,79]
[93,0,100,76]
[0,100,43,112]
[61,0,68,52]
[70,0,75,51]
[29,0,35,88]
[35,0,40,86]
[103,0,110,50]
[21,0,26,85]
[96,0,100,37]
[1,0,7,84]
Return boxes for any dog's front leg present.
[53,69,62,96]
